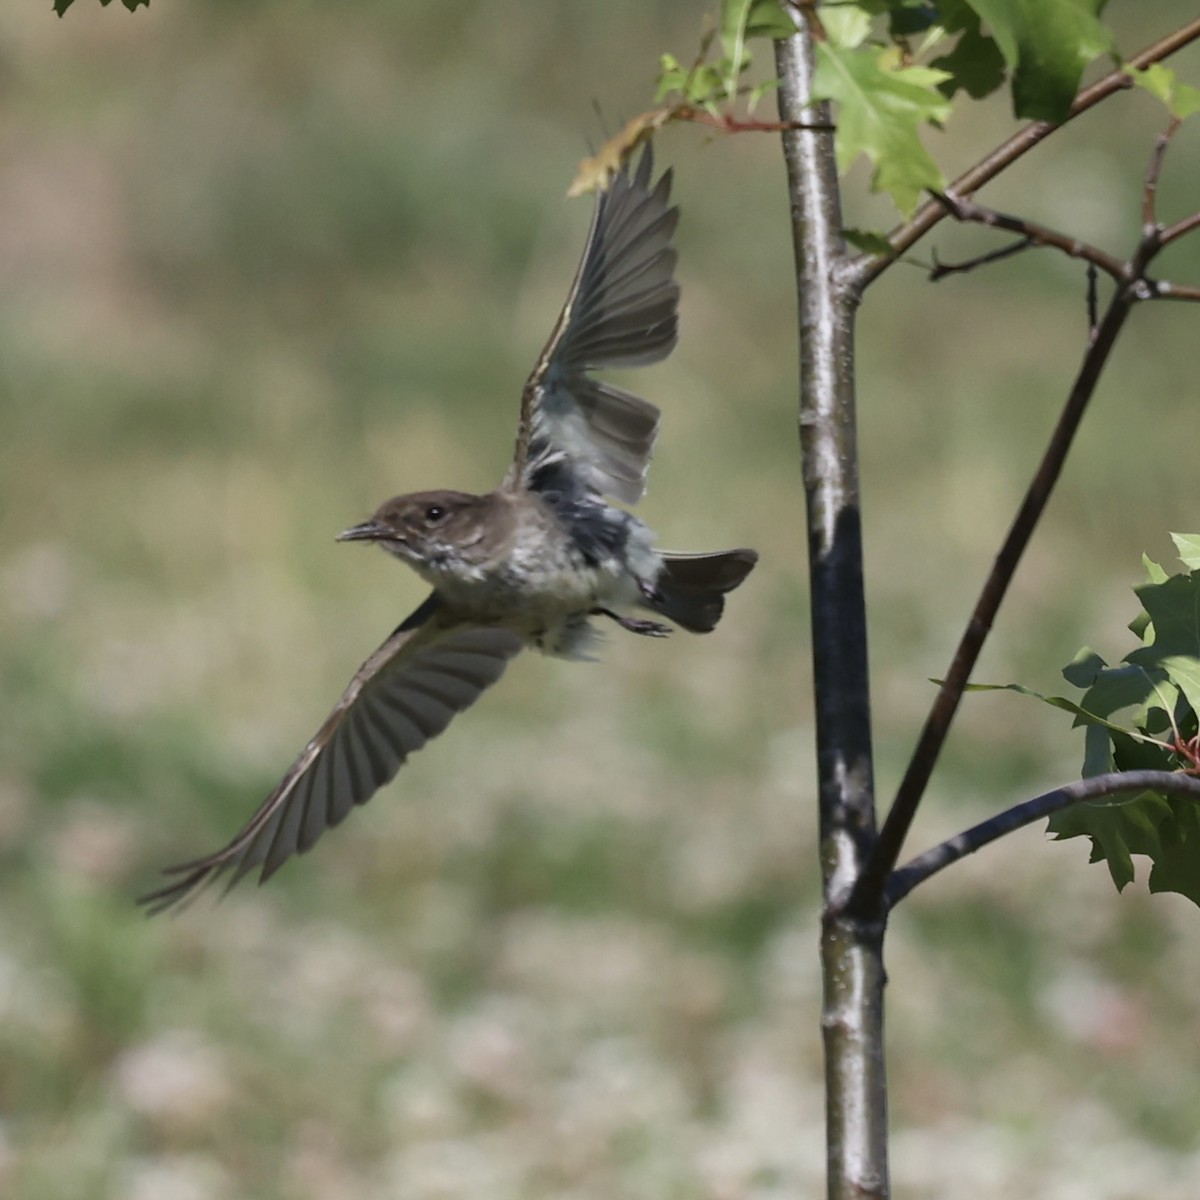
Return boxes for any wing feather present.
[140,618,524,913]
[511,145,680,505]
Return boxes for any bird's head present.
[337,490,503,572]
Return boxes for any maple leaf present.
[964,0,1112,121]
[813,43,951,215]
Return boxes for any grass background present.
[2,2,1200,1197]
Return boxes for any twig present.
[1153,278,1200,302]
[928,237,1034,281]
[929,192,1128,282]
[675,105,835,134]
[1142,119,1180,230]
[886,770,1200,906]
[1086,264,1098,338]
[927,188,1200,303]
[844,17,1200,291]
[1161,211,1200,247]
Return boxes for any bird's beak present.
[337,520,391,543]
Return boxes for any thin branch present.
[1161,211,1200,247]
[1087,264,1099,337]
[928,236,1034,282]
[886,770,1200,906]
[847,176,1200,914]
[843,63,1200,913]
[1152,279,1200,302]
[847,284,1136,916]
[844,17,1200,291]
[930,191,1128,281]
[1142,119,1180,230]
[926,188,1200,303]
[675,105,835,134]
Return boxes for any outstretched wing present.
[141,615,524,913]
[509,146,680,506]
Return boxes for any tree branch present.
[846,17,1200,291]
[928,236,1034,282]
[848,282,1136,915]
[847,113,1200,912]
[1152,279,1200,302]
[928,192,1128,282]
[674,105,834,135]
[926,155,1200,300]
[886,771,1200,906]
[1161,211,1200,247]
[1141,119,1179,230]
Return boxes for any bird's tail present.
[645,548,758,633]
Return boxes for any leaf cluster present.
[657,0,794,117]
[1040,535,1200,907]
[657,1,1119,216]
[813,0,1116,214]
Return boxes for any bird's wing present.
[141,614,524,913]
[509,146,679,506]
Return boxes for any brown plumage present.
[141,148,756,914]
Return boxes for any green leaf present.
[1045,542,1200,908]
[720,0,755,93]
[813,42,951,214]
[1147,800,1200,907]
[1128,63,1176,107]
[688,63,728,108]
[656,54,689,102]
[962,678,1164,742]
[1076,663,1170,730]
[889,3,941,38]
[718,0,795,98]
[1143,553,1168,585]
[821,4,873,50]
[1128,574,1200,713]
[843,227,896,255]
[930,13,1007,100]
[1171,532,1200,571]
[1048,789,1173,893]
[1127,65,1200,122]
[744,0,797,41]
[1080,721,1113,778]
[747,78,781,113]
[936,0,979,31]
[1170,84,1200,121]
[1159,655,1200,724]
[1061,646,1105,689]
[963,0,1114,121]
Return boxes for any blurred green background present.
[2,2,1200,1197]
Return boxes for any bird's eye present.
[424,504,446,523]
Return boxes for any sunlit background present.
[2,2,1200,1197]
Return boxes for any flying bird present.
[142,148,757,913]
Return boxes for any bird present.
[141,147,757,913]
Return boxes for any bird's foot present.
[595,608,672,638]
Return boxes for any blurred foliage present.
[54,0,148,16]
[2,2,1200,1198]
